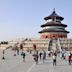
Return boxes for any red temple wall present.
[40,33,67,39]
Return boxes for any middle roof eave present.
[41,22,67,27]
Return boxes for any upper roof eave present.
[44,10,64,20]
[44,16,64,20]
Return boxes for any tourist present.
[33,50,38,64]
[20,44,23,50]
[68,53,72,65]
[30,50,32,54]
[22,52,26,62]
[14,49,16,56]
[52,53,57,66]
[39,52,42,60]
[61,52,65,59]
[2,50,5,60]
[43,50,46,63]
[13,45,19,56]
[17,48,19,55]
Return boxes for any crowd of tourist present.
[1,43,72,66]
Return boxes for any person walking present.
[13,45,19,56]
[36,50,38,64]
[43,51,46,63]
[39,52,42,60]
[17,48,19,55]
[52,53,57,66]
[33,50,38,64]
[68,53,72,65]
[2,50,5,60]
[22,52,26,62]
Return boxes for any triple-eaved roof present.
[39,8,69,34]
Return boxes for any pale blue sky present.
[0,0,72,41]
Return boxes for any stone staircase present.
[2,38,72,51]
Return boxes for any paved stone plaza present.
[0,49,72,72]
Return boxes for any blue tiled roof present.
[44,11,64,20]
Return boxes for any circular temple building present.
[39,9,69,39]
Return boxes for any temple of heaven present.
[39,8,69,39]
[7,9,72,52]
